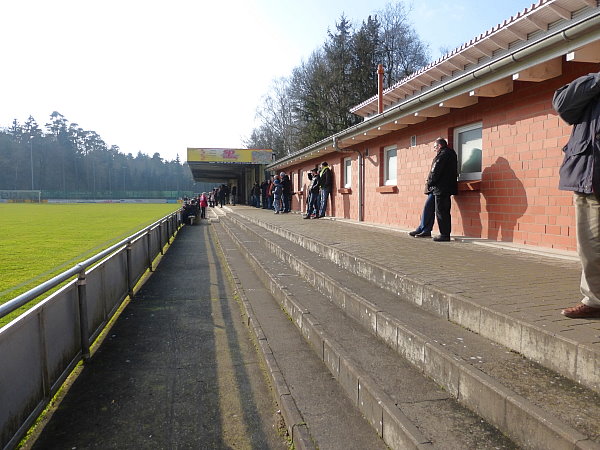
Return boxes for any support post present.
[77,269,91,362]
[126,241,134,299]
[146,231,153,271]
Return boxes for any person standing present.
[316,162,333,218]
[272,176,283,214]
[223,184,230,205]
[199,192,208,219]
[231,185,237,205]
[218,185,226,208]
[304,168,320,219]
[552,70,600,318]
[260,180,269,209]
[426,138,457,241]
[281,172,292,213]
[266,178,273,210]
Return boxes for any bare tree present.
[378,2,430,87]
[245,77,299,157]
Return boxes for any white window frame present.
[454,122,483,181]
[343,157,352,188]
[383,145,397,186]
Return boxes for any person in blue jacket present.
[553,70,600,318]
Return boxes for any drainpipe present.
[378,64,384,114]
[333,136,364,222]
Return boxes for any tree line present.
[0,111,197,197]
[245,2,431,158]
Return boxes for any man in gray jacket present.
[552,70,600,318]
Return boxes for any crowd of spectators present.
[246,162,333,218]
[181,183,235,224]
[181,162,334,222]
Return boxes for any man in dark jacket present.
[317,162,333,218]
[426,138,458,241]
[280,172,292,213]
[553,71,600,318]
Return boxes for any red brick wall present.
[283,61,598,252]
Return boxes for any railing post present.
[158,223,164,255]
[146,231,153,272]
[126,241,134,299]
[77,269,91,362]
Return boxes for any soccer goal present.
[0,190,42,203]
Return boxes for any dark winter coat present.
[319,166,333,189]
[281,175,292,195]
[552,72,600,195]
[426,146,458,196]
[309,173,320,193]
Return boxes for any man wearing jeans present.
[553,71,600,318]
[426,138,458,241]
[409,192,435,237]
[316,162,333,218]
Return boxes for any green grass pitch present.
[0,203,180,319]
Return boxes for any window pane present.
[344,159,352,188]
[459,128,482,174]
[385,149,397,185]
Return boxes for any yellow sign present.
[187,148,272,164]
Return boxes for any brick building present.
[268,0,600,252]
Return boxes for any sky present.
[1,0,534,163]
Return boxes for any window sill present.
[458,180,481,191]
[376,185,398,194]
[338,188,352,194]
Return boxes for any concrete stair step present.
[227,209,600,396]
[213,222,388,450]
[219,218,521,449]
[222,212,600,450]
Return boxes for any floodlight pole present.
[30,136,34,190]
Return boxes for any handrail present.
[0,209,181,320]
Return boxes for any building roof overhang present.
[269,0,600,171]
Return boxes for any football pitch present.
[0,203,181,313]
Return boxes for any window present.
[384,145,397,186]
[343,157,352,188]
[410,135,417,147]
[454,122,482,180]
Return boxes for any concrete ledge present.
[215,227,317,450]
[222,212,600,450]
[230,211,600,396]
[381,401,434,449]
[221,218,434,450]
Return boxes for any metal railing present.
[0,209,182,450]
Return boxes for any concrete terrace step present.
[221,211,600,450]
[224,206,600,396]
[218,217,519,450]
[213,223,388,450]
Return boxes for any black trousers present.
[435,194,452,237]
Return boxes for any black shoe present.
[408,230,420,237]
[303,215,311,219]
[415,232,431,238]
[433,235,451,242]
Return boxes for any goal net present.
[0,190,42,203]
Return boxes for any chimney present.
[377,64,384,114]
